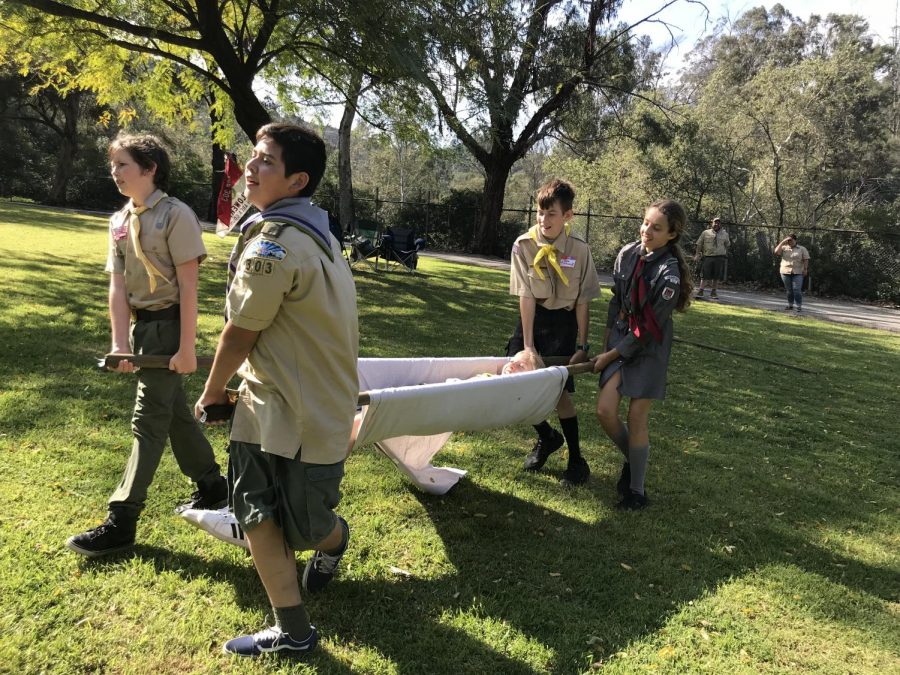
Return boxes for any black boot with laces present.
[523,428,564,471]
[66,510,136,557]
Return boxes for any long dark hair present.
[649,199,693,311]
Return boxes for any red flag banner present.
[216,153,243,232]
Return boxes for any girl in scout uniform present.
[592,199,693,510]
[66,134,226,557]
[509,179,600,487]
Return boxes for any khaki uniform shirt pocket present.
[526,268,553,301]
[141,217,174,276]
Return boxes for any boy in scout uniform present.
[66,134,227,557]
[508,179,600,487]
[194,123,359,658]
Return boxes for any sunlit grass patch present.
[0,202,897,673]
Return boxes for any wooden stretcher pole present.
[563,361,597,376]
[98,353,215,370]
[99,354,596,408]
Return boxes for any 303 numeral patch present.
[244,258,274,275]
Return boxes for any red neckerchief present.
[629,250,664,343]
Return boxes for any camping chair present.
[327,213,352,264]
[378,227,425,273]
[347,220,381,271]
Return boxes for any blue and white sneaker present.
[223,624,318,657]
[302,516,349,593]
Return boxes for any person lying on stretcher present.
[184,350,544,548]
[348,350,543,450]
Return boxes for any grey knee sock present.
[628,444,650,495]
[612,424,630,458]
[273,604,312,639]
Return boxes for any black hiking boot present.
[66,511,136,557]
[616,490,649,511]
[559,457,590,488]
[176,475,228,513]
[616,462,631,497]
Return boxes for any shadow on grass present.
[68,528,538,673]
[5,216,898,671]
[372,475,896,672]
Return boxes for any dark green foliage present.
[812,232,900,302]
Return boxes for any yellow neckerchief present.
[529,223,571,286]
[127,193,172,293]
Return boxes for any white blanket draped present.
[355,357,568,494]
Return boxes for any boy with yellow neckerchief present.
[66,134,226,558]
[508,179,600,487]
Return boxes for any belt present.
[132,304,180,322]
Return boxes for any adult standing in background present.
[693,217,730,300]
[774,233,810,312]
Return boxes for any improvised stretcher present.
[179,356,592,548]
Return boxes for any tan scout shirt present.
[509,227,600,310]
[779,244,810,274]
[104,190,207,310]
[228,200,359,463]
[696,228,730,257]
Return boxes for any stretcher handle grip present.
[98,353,215,370]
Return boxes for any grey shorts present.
[229,440,344,551]
[701,256,726,280]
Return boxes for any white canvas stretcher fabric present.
[355,357,569,494]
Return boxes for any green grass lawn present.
[0,203,897,674]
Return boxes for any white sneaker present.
[179,507,248,549]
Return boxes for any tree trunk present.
[47,90,81,205]
[774,159,785,229]
[207,91,226,223]
[208,142,225,223]
[472,160,513,254]
[229,78,271,142]
[338,71,362,232]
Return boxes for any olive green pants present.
[108,318,220,517]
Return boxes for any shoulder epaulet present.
[258,214,334,262]
[261,222,286,237]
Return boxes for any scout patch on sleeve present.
[243,257,276,275]
[245,239,287,261]
[512,242,519,254]
[664,274,679,284]
[559,256,576,268]
[241,238,286,276]
[662,286,676,301]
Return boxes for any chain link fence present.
[316,187,900,303]
[8,174,899,303]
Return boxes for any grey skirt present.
[599,318,671,400]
